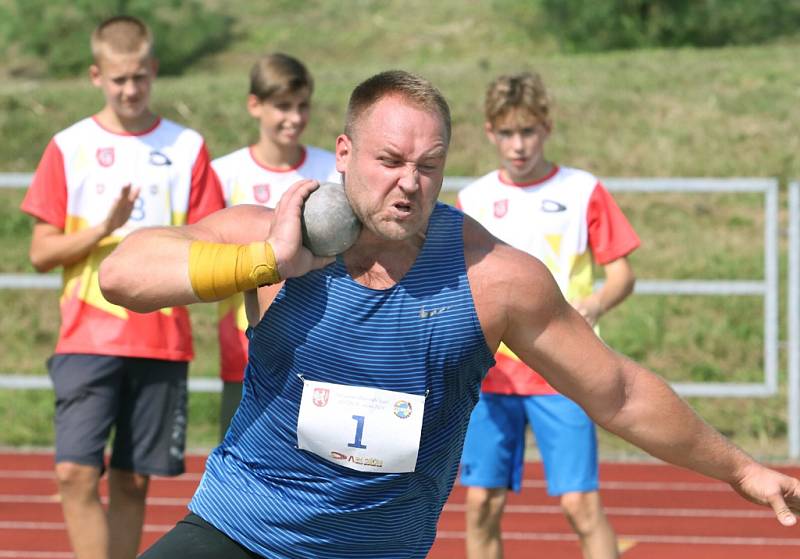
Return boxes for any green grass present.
[1,2,799,459]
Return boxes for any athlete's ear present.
[335,134,352,174]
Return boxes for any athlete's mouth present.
[393,201,412,215]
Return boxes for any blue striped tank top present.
[190,203,495,558]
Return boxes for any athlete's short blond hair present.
[249,53,314,101]
[344,70,451,145]
[90,15,154,64]
[484,72,552,128]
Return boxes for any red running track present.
[1,451,799,558]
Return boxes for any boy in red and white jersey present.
[20,15,224,559]
[211,53,338,439]
[458,72,640,559]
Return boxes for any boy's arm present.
[29,185,140,272]
[572,256,635,326]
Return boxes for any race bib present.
[297,379,426,473]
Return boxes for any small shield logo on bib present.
[313,387,330,407]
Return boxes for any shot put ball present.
[301,182,362,256]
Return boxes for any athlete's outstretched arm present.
[100,179,333,312]
[465,217,800,527]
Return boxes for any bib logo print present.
[394,400,413,419]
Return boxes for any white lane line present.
[0,471,203,481]
[0,495,190,506]
[0,521,176,532]
[1,494,770,518]
[436,531,800,546]
[0,552,73,558]
[444,503,773,518]
[522,479,731,491]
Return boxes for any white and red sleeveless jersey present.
[211,145,338,381]
[21,116,224,361]
[457,165,639,395]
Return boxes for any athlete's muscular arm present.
[464,215,800,526]
[29,184,140,272]
[100,179,332,312]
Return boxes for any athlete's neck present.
[251,141,304,170]
[344,231,426,290]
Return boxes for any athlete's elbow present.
[99,257,135,308]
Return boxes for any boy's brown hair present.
[90,15,154,63]
[250,53,314,101]
[484,72,552,128]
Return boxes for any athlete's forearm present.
[99,226,200,312]
[598,359,755,484]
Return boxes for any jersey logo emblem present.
[394,400,413,418]
[419,306,449,319]
[494,199,508,218]
[149,150,172,166]
[541,199,567,212]
[96,147,114,167]
[253,183,271,204]
[313,387,330,407]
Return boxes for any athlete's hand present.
[103,184,141,235]
[731,462,800,526]
[268,179,335,279]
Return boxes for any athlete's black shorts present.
[139,513,264,558]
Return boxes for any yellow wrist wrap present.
[188,241,281,301]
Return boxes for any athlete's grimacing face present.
[486,109,551,183]
[335,96,448,242]
[90,51,157,125]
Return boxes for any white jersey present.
[212,145,339,208]
[457,165,639,395]
[20,116,224,360]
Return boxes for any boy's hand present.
[103,184,141,235]
[572,295,604,327]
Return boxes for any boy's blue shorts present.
[460,393,598,496]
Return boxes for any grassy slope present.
[1,1,798,457]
